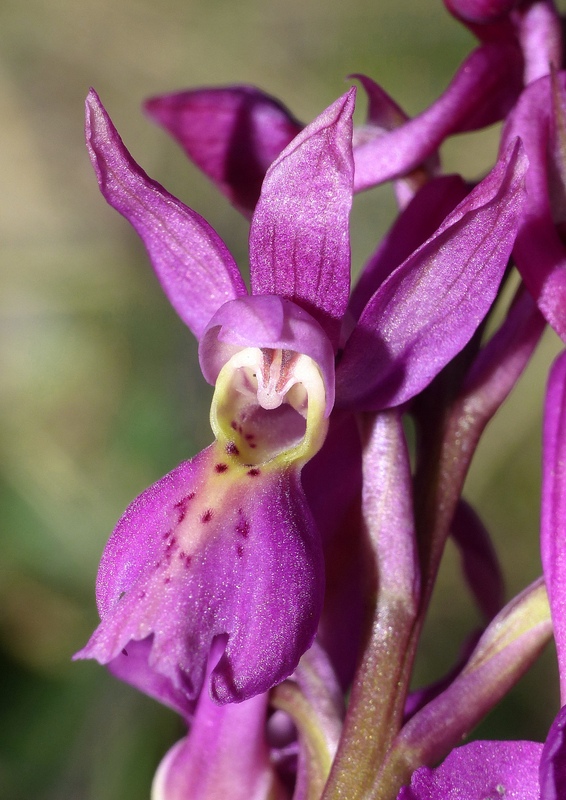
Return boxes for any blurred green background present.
[1,0,565,797]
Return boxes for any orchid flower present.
[75,80,527,721]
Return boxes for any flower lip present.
[199,294,336,416]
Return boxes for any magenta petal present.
[152,691,285,800]
[354,43,523,193]
[249,90,355,351]
[348,174,470,322]
[397,740,543,800]
[542,350,566,701]
[106,638,194,719]
[337,139,527,411]
[145,86,302,218]
[74,444,324,705]
[540,705,566,800]
[85,89,247,339]
[502,74,566,340]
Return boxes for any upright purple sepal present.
[542,350,566,702]
[337,140,527,410]
[85,89,247,339]
[249,90,355,351]
[145,86,302,217]
[398,740,543,800]
[74,444,324,706]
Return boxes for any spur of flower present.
[75,84,527,716]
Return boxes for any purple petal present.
[502,73,566,340]
[444,0,519,24]
[144,86,302,218]
[198,295,336,415]
[348,174,470,322]
[336,139,527,411]
[451,499,505,620]
[249,90,355,351]
[518,0,563,85]
[354,43,523,192]
[85,89,247,339]
[152,688,286,800]
[352,74,440,209]
[397,740,542,800]
[74,443,324,705]
[540,705,566,800]
[542,350,566,701]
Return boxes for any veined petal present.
[249,90,355,351]
[397,740,542,800]
[337,139,527,411]
[144,86,302,218]
[542,350,566,702]
[354,43,523,193]
[74,443,324,705]
[348,175,470,322]
[85,89,247,339]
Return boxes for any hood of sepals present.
[75,441,325,708]
[200,295,335,468]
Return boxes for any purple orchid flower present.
[75,82,527,717]
[394,349,566,800]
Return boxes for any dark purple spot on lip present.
[201,508,214,523]
[226,442,240,456]
[164,576,171,585]
[184,555,192,568]
[179,550,186,560]
[247,468,260,477]
[237,544,244,558]
[215,463,228,473]
[245,433,255,441]
[174,492,196,521]
[249,443,257,448]
[236,518,250,538]
[165,536,177,551]
[138,590,146,600]
[122,648,129,656]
